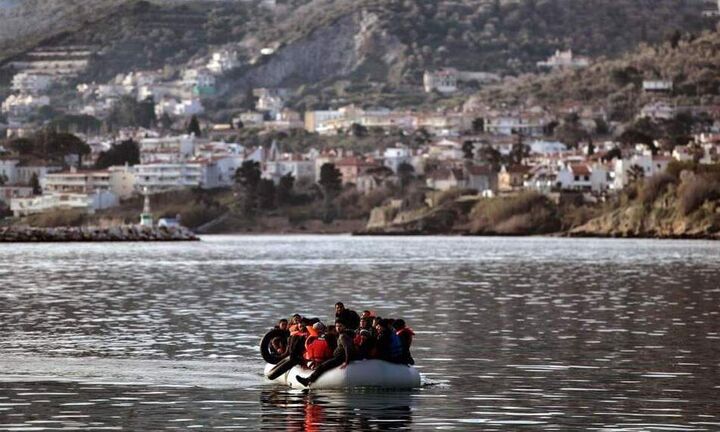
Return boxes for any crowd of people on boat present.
[264,302,415,387]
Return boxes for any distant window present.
[574,175,580,181]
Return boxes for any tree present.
[472,117,485,133]
[349,123,368,138]
[107,96,156,129]
[628,164,645,184]
[8,138,34,155]
[95,140,140,169]
[318,163,342,223]
[509,133,529,165]
[30,173,41,195]
[397,162,415,193]
[160,112,173,130]
[478,144,502,171]
[554,113,587,148]
[234,160,261,216]
[257,179,276,210]
[412,128,431,147]
[43,132,90,168]
[462,140,475,159]
[187,115,202,137]
[277,172,295,205]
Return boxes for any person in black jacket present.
[334,302,360,330]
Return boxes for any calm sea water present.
[1,235,719,431]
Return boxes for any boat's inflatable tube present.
[264,359,421,389]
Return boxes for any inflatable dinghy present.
[264,359,421,390]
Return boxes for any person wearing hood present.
[392,319,415,365]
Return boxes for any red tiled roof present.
[467,165,493,176]
[570,164,591,176]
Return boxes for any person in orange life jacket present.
[303,322,334,369]
[296,320,357,387]
[288,314,302,333]
[374,319,403,363]
[354,329,375,360]
[392,318,415,365]
[335,302,360,330]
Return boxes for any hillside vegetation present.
[479,25,720,121]
[1,0,714,110]
[572,163,720,239]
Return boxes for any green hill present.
[0,0,715,111]
[477,25,720,122]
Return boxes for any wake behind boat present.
[260,303,421,390]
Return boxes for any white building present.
[643,80,674,93]
[305,110,343,132]
[140,134,200,164]
[12,72,52,94]
[530,140,568,155]
[0,185,33,205]
[200,155,246,188]
[182,68,216,92]
[383,147,413,173]
[11,190,118,216]
[257,93,285,117]
[134,162,205,193]
[423,69,458,94]
[15,165,63,185]
[42,166,136,199]
[207,49,240,75]
[558,164,594,191]
[613,154,671,190]
[155,98,205,118]
[639,101,676,121]
[263,158,315,183]
[0,159,19,184]
[484,113,549,136]
[537,50,590,69]
[1,94,50,117]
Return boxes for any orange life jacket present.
[304,336,333,364]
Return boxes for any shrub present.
[471,192,561,234]
[25,209,87,227]
[179,203,225,229]
[640,173,675,206]
[677,176,720,216]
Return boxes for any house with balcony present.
[423,68,459,93]
[11,190,118,216]
[134,162,205,193]
[42,165,136,200]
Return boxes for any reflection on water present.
[1,235,720,430]
[260,390,413,431]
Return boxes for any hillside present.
[0,0,126,60]
[1,0,715,112]
[571,164,720,239]
[476,25,720,122]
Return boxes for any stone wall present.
[0,225,199,242]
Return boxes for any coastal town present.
[1,11,720,234]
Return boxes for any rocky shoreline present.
[0,226,200,242]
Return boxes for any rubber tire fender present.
[260,328,287,365]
